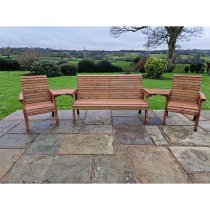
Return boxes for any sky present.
[0,27,209,51]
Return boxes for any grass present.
[0,71,209,119]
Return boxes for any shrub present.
[184,66,190,73]
[77,59,96,73]
[144,57,166,79]
[0,57,21,71]
[30,61,62,77]
[60,63,77,76]
[190,63,203,73]
[172,64,189,73]
[96,60,122,72]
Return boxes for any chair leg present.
[54,110,59,126]
[194,113,200,131]
[193,115,196,121]
[72,108,76,121]
[138,110,141,114]
[77,110,80,115]
[145,109,148,125]
[23,112,30,133]
[52,112,54,117]
[163,110,168,125]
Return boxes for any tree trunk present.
[167,39,176,71]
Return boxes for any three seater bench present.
[72,74,149,124]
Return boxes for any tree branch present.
[109,26,148,38]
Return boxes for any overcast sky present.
[0,27,209,51]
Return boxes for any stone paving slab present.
[199,121,210,132]
[114,145,128,155]
[0,149,25,180]
[113,125,153,145]
[1,154,38,183]
[154,111,194,126]
[170,147,210,173]
[26,134,63,155]
[112,116,142,126]
[85,110,111,125]
[56,110,86,120]
[9,120,83,134]
[92,155,136,183]
[0,134,37,149]
[23,155,93,183]
[128,146,191,183]
[145,126,169,146]
[9,120,57,134]
[112,110,142,117]
[51,120,83,134]
[141,117,162,126]
[184,114,207,121]
[79,124,112,134]
[201,111,210,120]
[162,126,210,146]
[189,173,210,183]
[3,110,51,121]
[58,134,114,155]
[0,120,21,137]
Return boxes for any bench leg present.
[163,110,168,125]
[145,109,148,125]
[77,110,80,115]
[72,108,76,121]
[194,112,200,131]
[54,110,59,126]
[23,112,30,133]
[138,110,141,114]
[52,112,54,117]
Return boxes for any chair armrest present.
[19,92,24,103]
[200,92,206,102]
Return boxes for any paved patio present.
[0,110,210,183]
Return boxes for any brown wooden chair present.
[73,74,149,124]
[163,75,206,131]
[19,75,59,133]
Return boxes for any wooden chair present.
[73,74,149,124]
[163,75,206,131]
[19,75,59,133]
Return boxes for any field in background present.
[0,71,209,120]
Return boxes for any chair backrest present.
[170,75,202,104]
[77,74,143,99]
[20,75,52,104]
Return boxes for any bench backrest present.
[77,74,143,99]
[170,75,202,104]
[20,75,52,104]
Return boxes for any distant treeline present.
[1,47,210,58]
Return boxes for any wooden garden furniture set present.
[19,74,206,132]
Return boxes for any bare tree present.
[110,26,203,70]
[17,49,41,69]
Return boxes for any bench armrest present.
[200,92,206,102]
[19,92,24,103]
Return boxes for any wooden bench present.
[72,74,149,124]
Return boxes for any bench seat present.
[167,101,199,115]
[74,99,148,110]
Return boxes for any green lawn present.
[0,71,209,119]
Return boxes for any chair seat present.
[73,99,148,109]
[25,101,56,115]
[167,101,199,115]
